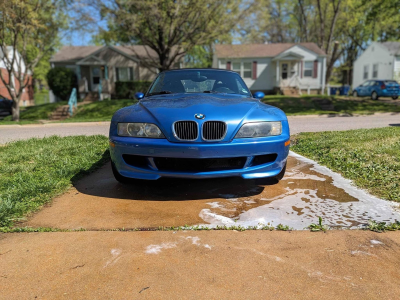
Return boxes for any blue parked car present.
[109,69,290,182]
[352,80,399,100]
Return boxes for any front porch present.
[76,55,111,101]
[273,52,324,95]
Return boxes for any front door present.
[281,63,288,80]
[91,66,102,91]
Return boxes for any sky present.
[61,2,108,46]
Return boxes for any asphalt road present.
[1,113,399,144]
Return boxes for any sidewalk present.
[1,230,399,299]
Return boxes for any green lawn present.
[34,90,50,105]
[1,101,67,124]
[0,135,109,227]
[291,127,400,202]
[63,99,134,122]
[263,95,400,115]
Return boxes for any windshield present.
[147,70,251,96]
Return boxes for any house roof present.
[50,45,159,62]
[215,43,326,58]
[380,42,400,55]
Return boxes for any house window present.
[363,65,369,80]
[372,64,378,78]
[303,61,313,77]
[116,67,134,82]
[243,62,252,78]
[232,62,241,75]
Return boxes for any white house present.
[352,42,400,88]
[212,43,327,95]
[0,46,34,106]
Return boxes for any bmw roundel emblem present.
[195,113,205,120]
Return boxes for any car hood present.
[111,93,287,142]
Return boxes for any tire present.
[111,161,132,184]
[392,96,398,100]
[352,90,358,97]
[274,163,287,181]
[371,91,378,100]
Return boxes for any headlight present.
[235,121,281,138]
[118,123,165,138]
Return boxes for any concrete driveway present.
[0,113,399,144]
[24,152,399,230]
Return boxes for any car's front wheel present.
[352,90,358,97]
[111,161,132,184]
[392,96,398,100]
[371,91,379,100]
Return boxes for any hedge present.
[115,81,152,99]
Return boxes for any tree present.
[0,0,67,121]
[97,0,256,72]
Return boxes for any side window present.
[372,64,378,78]
[362,81,370,87]
[363,65,369,80]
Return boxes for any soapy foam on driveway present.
[198,152,400,229]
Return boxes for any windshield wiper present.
[148,90,173,96]
[203,90,220,94]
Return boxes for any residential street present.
[0,113,399,144]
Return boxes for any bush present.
[115,81,152,99]
[46,67,77,100]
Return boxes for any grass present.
[62,99,134,123]
[0,135,109,227]
[34,89,50,105]
[308,217,329,232]
[1,101,67,124]
[263,95,400,116]
[291,127,400,201]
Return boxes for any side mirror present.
[253,91,265,99]
[134,92,144,100]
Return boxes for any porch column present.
[104,65,108,80]
[276,60,280,87]
[77,65,81,80]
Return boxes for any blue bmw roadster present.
[109,69,290,182]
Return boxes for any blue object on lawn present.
[68,88,77,116]
[340,85,350,95]
[330,87,340,95]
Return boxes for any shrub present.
[46,67,77,100]
[115,81,152,99]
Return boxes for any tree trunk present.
[12,97,20,122]
[325,41,340,84]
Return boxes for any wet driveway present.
[25,152,400,230]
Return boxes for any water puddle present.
[199,151,400,229]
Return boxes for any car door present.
[365,81,376,96]
[358,81,369,96]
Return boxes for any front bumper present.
[109,135,290,180]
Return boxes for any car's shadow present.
[72,160,274,201]
[389,123,400,127]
